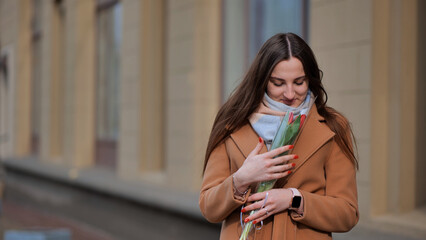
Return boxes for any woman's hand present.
[242,189,293,224]
[233,138,297,192]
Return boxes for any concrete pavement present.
[1,169,220,240]
[1,169,425,240]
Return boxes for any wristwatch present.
[289,188,302,210]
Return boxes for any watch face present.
[292,196,302,208]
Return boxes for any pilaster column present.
[63,0,95,167]
[164,0,221,190]
[139,0,165,172]
[39,0,64,162]
[192,0,221,190]
[371,0,419,215]
[14,0,32,157]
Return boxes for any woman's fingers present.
[247,137,264,158]
[269,154,298,166]
[243,192,268,210]
[247,191,267,203]
[269,162,295,174]
[242,143,297,184]
[251,208,272,224]
[270,170,292,179]
[242,201,264,214]
[242,189,293,224]
[259,156,296,182]
[243,192,275,223]
[263,145,293,158]
[244,207,272,224]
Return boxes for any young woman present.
[199,33,359,240]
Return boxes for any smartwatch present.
[289,188,302,210]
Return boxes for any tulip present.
[239,112,303,240]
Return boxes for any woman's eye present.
[295,79,305,86]
[273,81,283,87]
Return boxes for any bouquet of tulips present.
[239,111,307,240]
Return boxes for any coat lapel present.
[229,124,268,166]
[290,105,335,172]
[229,105,335,183]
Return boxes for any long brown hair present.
[203,33,358,173]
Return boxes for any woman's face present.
[266,57,309,107]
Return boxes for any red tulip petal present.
[299,114,306,130]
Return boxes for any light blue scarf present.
[249,91,313,149]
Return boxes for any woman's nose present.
[284,87,295,100]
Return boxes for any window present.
[222,0,309,101]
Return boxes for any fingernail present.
[288,170,292,174]
[289,145,294,149]
[244,218,249,223]
[259,137,263,143]
[253,220,257,224]
[292,163,296,167]
[294,155,299,159]
[241,208,246,213]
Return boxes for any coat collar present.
[229,105,335,181]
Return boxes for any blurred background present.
[0,0,425,239]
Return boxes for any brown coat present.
[199,105,359,240]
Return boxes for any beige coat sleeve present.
[199,142,251,223]
[291,136,359,232]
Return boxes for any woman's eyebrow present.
[270,75,306,81]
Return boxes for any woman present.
[199,33,359,240]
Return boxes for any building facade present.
[0,0,425,231]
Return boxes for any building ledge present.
[2,157,205,221]
[363,208,426,239]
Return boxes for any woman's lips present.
[282,99,295,105]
